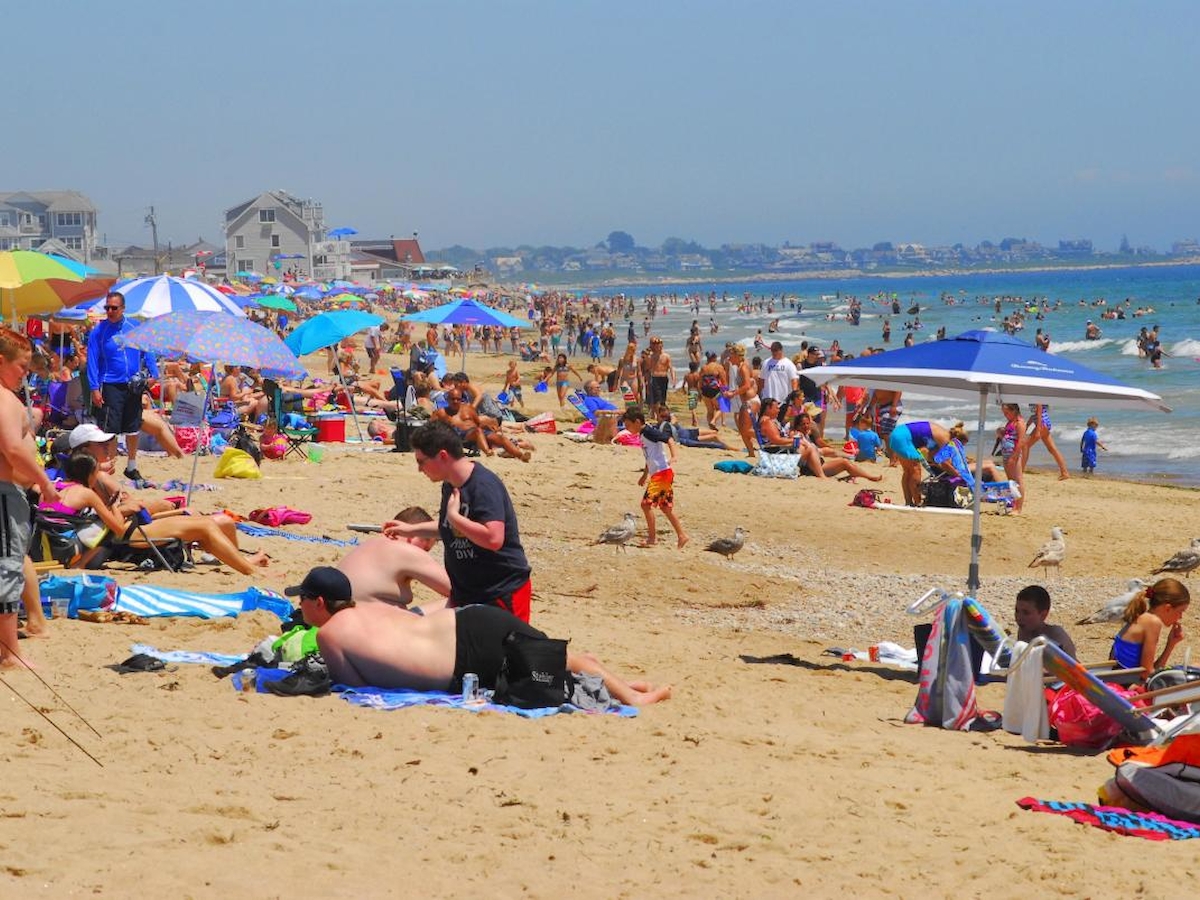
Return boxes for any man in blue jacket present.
[86,290,158,482]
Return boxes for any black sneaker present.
[265,654,331,697]
[124,466,144,481]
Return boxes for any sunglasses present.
[104,305,122,311]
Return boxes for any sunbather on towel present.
[46,453,269,575]
[290,566,670,705]
[337,506,450,610]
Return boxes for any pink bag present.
[1049,683,1143,748]
[175,425,212,456]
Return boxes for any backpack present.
[492,631,571,710]
[923,478,970,509]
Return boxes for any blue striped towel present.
[115,585,292,620]
[236,522,359,547]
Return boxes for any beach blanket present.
[1016,797,1200,841]
[236,522,359,547]
[115,585,292,620]
[336,685,638,719]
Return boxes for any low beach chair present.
[1010,637,1200,747]
[264,378,317,459]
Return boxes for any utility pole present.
[145,206,160,274]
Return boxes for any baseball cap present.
[284,566,352,601]
[68,423,116,449]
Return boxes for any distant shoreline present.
[527,256,1200,292]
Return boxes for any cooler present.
[313,414,346,442]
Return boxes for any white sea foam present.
[1169,338,1200,358]
[1049,338,1114,353]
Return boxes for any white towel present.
[1002,641,1050,741]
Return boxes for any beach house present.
[223,190,350,281]
[0,190,99,262]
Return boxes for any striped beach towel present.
[115,585,291,620]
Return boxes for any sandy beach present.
[4,344,1198,899]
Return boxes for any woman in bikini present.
[723,345,758,457]
[44,454,269,575]
[698,352,725,429]
[1021,402,1069,481]
[553,353,583,408]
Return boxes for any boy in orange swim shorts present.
[623,407,689,549]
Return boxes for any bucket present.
[314,415,346,443]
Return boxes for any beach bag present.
[493,631,571,710]
[1049,682,1141,748]
[213,448,262,479]
[713,459,754,475]
[39,573,118,619]
[174,424,209,456]
[525,412,557,434]
[753,450,799,479]
[393,418,414,452]
[850,488,882,509]
[923,478,970,509]
[231,425,262,464]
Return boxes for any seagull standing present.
[594,513,637,552]
[1028,526,1067,575]
[1077,579,1148,625]
[1151,538,1200,578]
[705,526,747,559]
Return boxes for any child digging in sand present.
[623,406,689,549]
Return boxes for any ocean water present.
[583,265,1200,487]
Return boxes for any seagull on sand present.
[594,513,637,552]
[1077,579,1148,625]
[705,526,747,559]
[1028,526,1067,575]
[1151,538,1200,578]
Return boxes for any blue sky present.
[20,1,1199,252]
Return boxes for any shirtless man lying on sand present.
[291,566,670,706]
[336,506,450,609]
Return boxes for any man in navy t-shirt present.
[383,421,533,621]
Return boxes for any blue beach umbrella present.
[284,309,384,356]
[112,275,246,319]
[328,227,358,239]
[806,329,1169,593]
[293,285,324,301]
[401,298,525,329]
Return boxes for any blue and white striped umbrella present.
[112,275,246,319]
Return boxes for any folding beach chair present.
[1009,637,1200,747]
[263,378,317,459]
[30,509,184,573]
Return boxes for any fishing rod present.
[0,637,102,738]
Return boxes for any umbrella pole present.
[186,365,217,506]
[967,387,988,596]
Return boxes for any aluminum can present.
[461,672,479,702]
[241,667,257,692]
